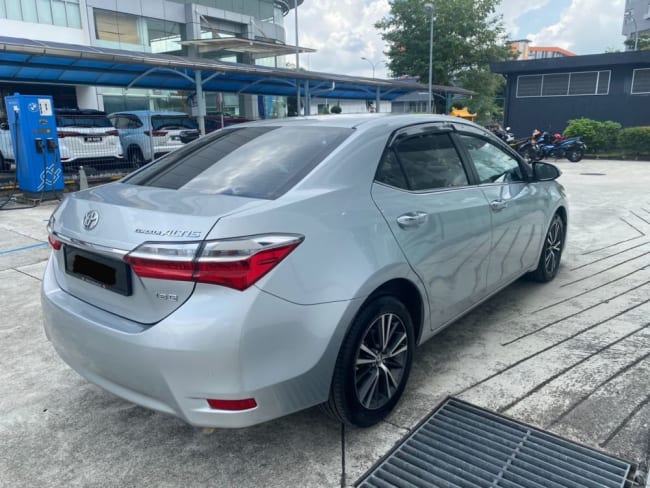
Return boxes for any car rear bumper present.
[41,257,357,428]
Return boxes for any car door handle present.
[490,200,508,212]
[397,211,428,229]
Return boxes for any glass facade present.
[166,0,279,23]
[92,1,291,119]
[94,9,183,54]
[0,0,81,28]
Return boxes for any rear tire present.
[567,149,583,162]
[530,214,565,282]
[323,296,414,427]
[128,146,144,168]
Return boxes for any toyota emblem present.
[83,210,99,230]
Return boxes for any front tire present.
[324,296,414,427]
[530,214,565,282]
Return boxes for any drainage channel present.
[356,398,636,488]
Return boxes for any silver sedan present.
[42,114,568,428]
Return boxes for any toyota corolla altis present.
[42,114,568,428]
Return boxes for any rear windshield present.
[123,126,353,199]
[56,116,112,128]
[151,116,198,130]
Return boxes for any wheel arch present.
[361,278,426,346]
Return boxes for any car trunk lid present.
[49,182,265,324]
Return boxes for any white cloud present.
[495,0,553,38]
[283,0,628,81]
[522,0,626,53]
[284,0,391,78]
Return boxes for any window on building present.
[94,9,140,45]
[596,71,611,94]
[0,0,81,27]
[147,18,182,54]
[36,0,53,25]
[517,75,543,97]
[517,71,610,97]
[632,68,650,94]
[542,74,570,96]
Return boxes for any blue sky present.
[285,0,628,79]
[514,0,569,39]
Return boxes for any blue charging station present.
[4,94,64,198]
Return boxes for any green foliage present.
[563,118,621,153]
[451,100,465,109]
[460,67,505,124]
[330,105,342,114]
[624,33,650,51]
[619,127,650,157]
[320,105,330,114]
[375,0,513,120]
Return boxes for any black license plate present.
[64,246,132,296]
[84,136,102,142]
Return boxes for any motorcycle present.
[517,131,587,163]
[489,125,515,144]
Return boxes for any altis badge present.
[135,228,201,238]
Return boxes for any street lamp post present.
[360,57,384,78]
[424,3,434,113]
[625,9,639,51]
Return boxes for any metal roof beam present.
[127,67,195,89]
[236,77,296,94]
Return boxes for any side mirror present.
[532,161,561,181]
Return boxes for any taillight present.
[104,129,119,136]
[57,131,81,138]
[124,234,303,291]
[144,130,168,137]
[48,234,62,250]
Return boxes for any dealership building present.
[0,0,306,118]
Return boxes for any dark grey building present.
[491,51,650,137]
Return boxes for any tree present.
[375,0,514,121]
[624,34,650,51]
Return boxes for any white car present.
[55,109,124,172]
[108,111,198,165]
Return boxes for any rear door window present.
[379,132,469,191]
[124,126,353,199]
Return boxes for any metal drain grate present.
[356,398,634,488]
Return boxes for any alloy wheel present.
[354,312,409,410]
[544,217,563,275]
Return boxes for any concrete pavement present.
[1,159,648,487]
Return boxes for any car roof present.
[55,108,108,116]
[240,113,485,132]
[108,111,189,116]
